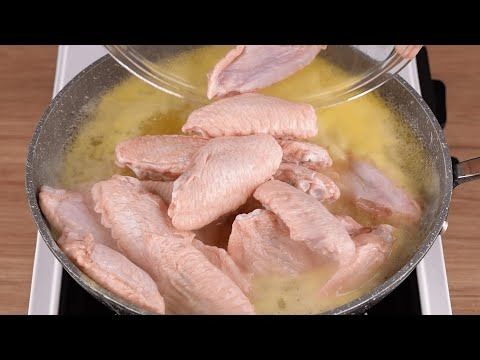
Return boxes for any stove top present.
[28,46,452,315]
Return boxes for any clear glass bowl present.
[104,45,420,108]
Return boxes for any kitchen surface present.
[0,45,479,314]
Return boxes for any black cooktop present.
[58,47,446,315]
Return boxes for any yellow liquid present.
[59,45,438,314]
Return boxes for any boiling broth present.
[59,45,438,314]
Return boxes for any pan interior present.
[27,47,451,314]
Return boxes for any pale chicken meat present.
[335,215,369,237]
[193,212,238,249]
[207,45,327,99]
[91,175,254,314]
[39,186,165,314]
[228,209,316,277]
[278,139,332,171]
[253,180,356,267]
[59,231,166,314]
[141,178,260,248]
[319,224,395,296]
[141,180,174,204]
[193,239,252,295]
[143,180,260,249]
[274,163,340,202]
[115,135,208,180]
[339,159,421,226]
[39,186,116,249]
[194,197,263,249]
[169,134,283,231]
[182,93,318,139]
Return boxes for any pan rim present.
[25,54,453,315]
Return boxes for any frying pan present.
[25,53,480,315]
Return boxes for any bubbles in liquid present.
[59,45,438,314]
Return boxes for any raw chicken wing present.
[278,139,332,170]
[183,93,318,139]
[340,159,421,226]
[115,135,207,180]
[207,45,326,99]
[228,209,315,276]
[335,215,369,237]
[253,180,355,267]
[193,239,252,295]
[39,186,115,248]
[59,231,165,313]
[39,186,165,314]
[319,224,395,296]
[274,163,340,202]
[169,134,282,231]
[92,175,254,314]
[142,180,174,204]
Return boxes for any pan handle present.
[452,156,480,188]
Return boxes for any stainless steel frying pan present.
[25,54,480,315]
